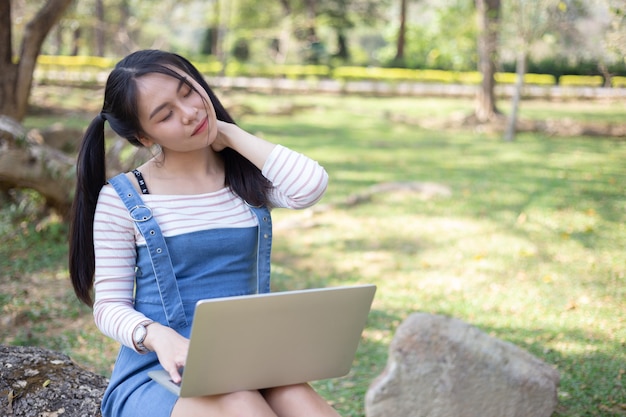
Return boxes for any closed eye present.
[157,82,194,122]
[161,111,173,122]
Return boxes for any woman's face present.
[134,68,218,153]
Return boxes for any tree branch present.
[0,116,75,216]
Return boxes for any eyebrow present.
[148,77,187,120]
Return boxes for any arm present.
[93,186,188,383]
[214,120,328,209]
[92,186,147,348]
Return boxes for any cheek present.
[204,101,218,129]
[209,118,218,137]
[204,98,217,117]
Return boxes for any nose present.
[181,106,198,124]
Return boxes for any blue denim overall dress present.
[101,173,272,417]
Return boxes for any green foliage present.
[376,0,478,71]
[231,0,285,30]
[36,54,626,89]
[612,76,626,88]
[37,55,117,69]
[232,38,251,62]
[495,72,557,86]
[560,75,605,87]
[191,60,223,75]
[333,66,458,83]
[504,57,626,79]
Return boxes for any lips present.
[192,117,208,136]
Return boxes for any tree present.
[317,0,389,63]
[603,0,626,57]
[383,0,476,70]
[501,0,588,141]
[581,0,626,85]
[229,0,387,65]
[0,0,75,216]
[94,0,105,56]
[0,0,74,121]
[395,0,408,63]
[474,0,501,122]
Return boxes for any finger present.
[169,355,187,384]
[169,366,182,384]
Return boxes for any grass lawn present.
[1,88,625,416]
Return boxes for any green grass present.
[2,91,625,416]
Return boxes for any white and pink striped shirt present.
[92,145,328,350]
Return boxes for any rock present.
[365,313,560,417]
[0,345,108,417]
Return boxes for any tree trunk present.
[95,0,105,56]
[115,0,139,55]
[395,0,408,63]
[0,1,18,122]
[474,0,501,122]
[335,31,350,61]
[53,24,64,54]
[0,1,11,64]
[304,0,317,34]
[504,50,526,142]
[278,0,292,15]
[0,0,74,122]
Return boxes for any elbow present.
[305,170,329,206]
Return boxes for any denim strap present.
[108,173,188,329]
[248,205,272,294]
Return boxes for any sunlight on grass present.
[4,91,625,417]
[253,95,625,415]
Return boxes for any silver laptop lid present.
[177,284,376,397]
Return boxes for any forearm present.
[93,295,149,350]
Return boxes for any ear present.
[137,134,153,148]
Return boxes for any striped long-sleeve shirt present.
[92,145,328,351]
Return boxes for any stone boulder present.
[0,345,108,417]
[365,313,560,417]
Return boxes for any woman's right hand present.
[143,322,189,384]
[213,120,276,169]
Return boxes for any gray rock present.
[365,313,560,417]
[0,345,108,417]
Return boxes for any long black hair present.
[69,50,271,306]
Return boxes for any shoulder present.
[94,184,134,228]
[107,171,144,194]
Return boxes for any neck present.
[143,148,226,194]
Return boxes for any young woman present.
[69,49,338,417]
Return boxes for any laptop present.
[148,284,376,397]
